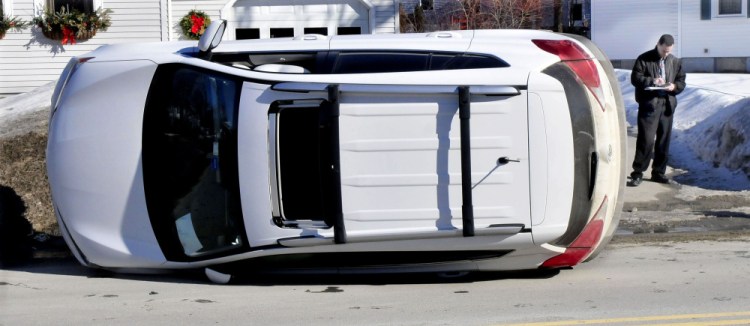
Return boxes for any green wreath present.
[180,10,211,40]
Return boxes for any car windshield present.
[143,65,245,260]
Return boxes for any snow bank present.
[616,70,750,190]
[0,82,55,139]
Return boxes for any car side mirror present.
[198,19,227,60]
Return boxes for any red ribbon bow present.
[62,26,76,45]
[190,15,204,34]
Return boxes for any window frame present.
[714,0,745,17]
[33,0,103,14]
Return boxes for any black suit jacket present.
[631,47,686,115]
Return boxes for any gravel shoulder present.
[617,132,750,239]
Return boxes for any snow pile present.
[616,70,750,190]
[0,82,55,139]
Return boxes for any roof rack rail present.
[458,86,475,237]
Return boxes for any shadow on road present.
[228,269,561,286]
[4,252,562,286]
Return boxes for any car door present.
[336,84,531,237]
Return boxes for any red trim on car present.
[532,39,605,112]
[541,196,608,269]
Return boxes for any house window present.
[304,27,328,36]
[718,0,742,15]
[716,0,747,17]
[236,28,260,40]
[46,0,93,13]
[570,3,583,21]
[337,27,361,35]
[270,28,294,38]
[421,0,434,10]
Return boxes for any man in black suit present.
[629,34,687,186]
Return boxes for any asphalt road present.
[2,234,750,325]
[2,134,749,325]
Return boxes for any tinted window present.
[332,52,507,74]
[143,65,245,260]
[441,54,508,70]
[429,54,455,70]
[333,52,429,74]
[213,51,508,74]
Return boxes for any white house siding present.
[373,1,398,34]
[680,0,750,58]
[591,0,679,60]
[171,0,397,40]
[0,0,165,95]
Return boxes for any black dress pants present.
[632,97,673,178]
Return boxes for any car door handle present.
[497,156,521,165]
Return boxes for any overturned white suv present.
[47,21,626,283]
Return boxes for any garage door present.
[227,0,369,40]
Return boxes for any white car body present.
[47,24,626,281]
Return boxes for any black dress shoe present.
[651,175,670,184]
[628,175,642,187]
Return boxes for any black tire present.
[0,185,33,267]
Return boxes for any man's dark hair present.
[658,34,675,46]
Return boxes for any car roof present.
[85,30,580,71]
[214,29,571,70]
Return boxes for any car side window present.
[213,51,509,74]
[439,54,509,70]
[331,52,508,74]
[332,52,430,74]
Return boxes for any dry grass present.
[0,131,57,235]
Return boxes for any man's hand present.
[654,77,666,86]
[664,83,675,91]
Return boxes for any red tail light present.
[532,39,605,111]
[541,196,608,269]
